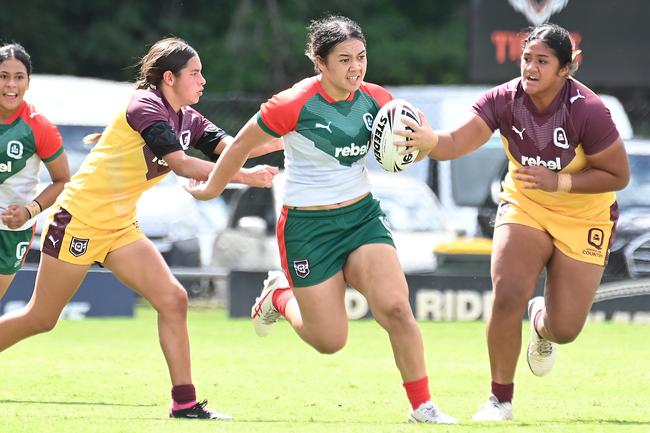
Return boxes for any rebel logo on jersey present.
[520,155,562,170]
[0,161,12,172]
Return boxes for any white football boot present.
[472,394,513,422]
[408,401,457,424]
[527,296,557,376]
[251,270,289,337]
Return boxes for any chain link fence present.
[193,93,285,168]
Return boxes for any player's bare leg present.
[0,255,88,351]
[104,239,230,420]
[344,243,456,424]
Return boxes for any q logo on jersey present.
[7,140,24,159]
[15,241,29,260]
[588,228,604,250]
[553,127,569,149]
[69,237,89,257]
[179,131,191,150]
[362,113,374,131]
[293,259,310,279]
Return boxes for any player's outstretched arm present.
[397,111,493,161]
[185,116,277,200]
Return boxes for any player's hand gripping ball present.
[370,99,421,172]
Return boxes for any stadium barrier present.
[5,267,649,323]
[228,271,650,324]
[3,265,136,318]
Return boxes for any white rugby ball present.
[370,99,421,172]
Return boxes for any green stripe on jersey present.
[296,91,380,167]
[0,118,37,183]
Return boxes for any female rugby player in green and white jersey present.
[0,43,70,298]
[186,15,456,425]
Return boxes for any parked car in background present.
[211,171,461,274]
[24,75,229,267]
[473,138,650,282]
[603,139,650,282]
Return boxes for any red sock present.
[491,381,514,403]
[171,384,197,410]
[272,287,294,317]
[403,376,430,410]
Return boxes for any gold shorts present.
[41,207,145,265]
[495,193,618,266]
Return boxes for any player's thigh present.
[343,243,410,315]
[545,249,603,329]
[27,254,90,321]
[103,238,184,309]
[292,271,348,335]
[491,223,553,302]
[0,273,16,299]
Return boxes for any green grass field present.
[1,304,648,433]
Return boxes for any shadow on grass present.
[477,419,650,428]
[0,399,157,407]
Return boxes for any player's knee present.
[312,336,346,354]
[548,321,582,344]
[154,284,188,316]
[376,300,415,328]
[491,280,530,314]
[27,312,59,334]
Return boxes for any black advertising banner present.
[468,0,649,87]
[229,271,650,323]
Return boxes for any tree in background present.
[0,0,467,93]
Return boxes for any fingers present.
[417,109,430,127]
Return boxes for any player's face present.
[318,37,367,101]
[170,55,206,107]
[520,39,569,102]
[0,58,29,120]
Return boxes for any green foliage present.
[0,0,468,92]
[0,305,649,433]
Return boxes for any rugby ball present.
[370,99,421,172]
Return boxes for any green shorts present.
[0,226,35,275]
[277,194,394,288]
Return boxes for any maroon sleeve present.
[471,86,501,132]
[184,107,223,147]
[579,97,620,155]
[125,90,169,133]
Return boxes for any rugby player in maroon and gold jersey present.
[0,37,279,420]
[399,23,629,421]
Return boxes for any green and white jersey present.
[257,76,392,206]
[0,101,63,231]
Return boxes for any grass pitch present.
[0,304,648,433]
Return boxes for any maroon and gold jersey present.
[473,78,619,218]
[56,88,224,229]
